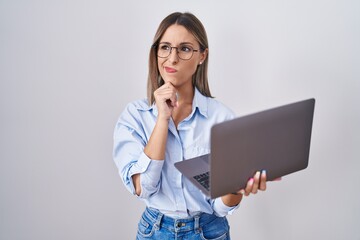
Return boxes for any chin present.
[163,78,178,85]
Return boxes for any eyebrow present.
[159,41,195,46]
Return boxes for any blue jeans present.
[136,207,230,240]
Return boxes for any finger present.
[155,87,177,105]
[238,189,245,195]
[259,170,267,191]
[244,178,254,196]
[251,171,261,194]
[169,93,178,107]
[161,83,177,107]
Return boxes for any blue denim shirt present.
[113,88,239,218]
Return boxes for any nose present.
[168,47,179,64]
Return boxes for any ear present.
[199,48,208,64]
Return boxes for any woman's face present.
[157,24,207,89]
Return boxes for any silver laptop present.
[174,98,315,199]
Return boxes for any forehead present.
[160,24,198,45]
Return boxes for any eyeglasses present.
[156,43,200,60]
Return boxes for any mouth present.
[164,67,177,73]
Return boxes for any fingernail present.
[261,170,266,175]
[249,178,254,184]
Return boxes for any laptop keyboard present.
[193,172,210,191]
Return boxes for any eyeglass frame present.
[153,43,204,61]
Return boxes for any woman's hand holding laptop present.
[221,170,282,207]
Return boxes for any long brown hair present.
[147,12,213,105]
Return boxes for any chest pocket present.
[181,126,211,160]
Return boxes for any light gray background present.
[1,0,359,239]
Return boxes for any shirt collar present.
[193,87,208,118]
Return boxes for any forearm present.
[221,193,243,207]
[144,117,169,160]
[132,117,169,195]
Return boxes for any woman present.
[113,12,268,239]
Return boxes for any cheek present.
[157,59,165,75]
[157,59,162,70]
[185,62,198,76]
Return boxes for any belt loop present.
[194,215,200,233]
[154,210,163,230]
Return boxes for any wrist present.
[221,193,243,207]
[156,115,170,124]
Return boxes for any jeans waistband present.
[144,207,221,233]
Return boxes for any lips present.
[164,67,177,73]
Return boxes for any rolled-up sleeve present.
[211,198,240,217]
[138,156,164,198]
[113,104,163,199]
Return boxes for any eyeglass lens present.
[157,43,196,60]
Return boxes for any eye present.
[159,44,170,51]
[180,45,192,52]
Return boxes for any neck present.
[176,85,195,106]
